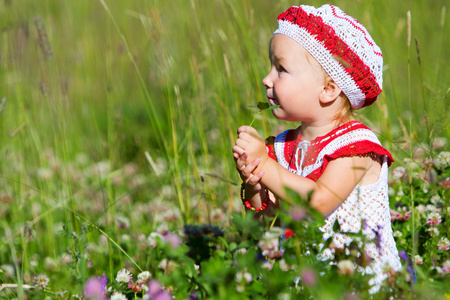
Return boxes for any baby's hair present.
[334,92,353,123]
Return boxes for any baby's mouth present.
[268,97,279,106]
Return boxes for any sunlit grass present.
[0,0,448,297]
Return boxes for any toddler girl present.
[232,4,401,292]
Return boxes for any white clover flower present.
[236,283,244,293]
[426,205,438,212]
[137,271,151,284]
[393,231,403,238]
[279,259,291,272]
[427,227,440,237]
[416,204,427,214]
[437,237,450,251]
[392,166,406,180]
[430,195,441,205]
[33,274,50,289]
[211,208,224,221]
[414,255,423,265]
[158,258,177,274]
[235,268,252,283]
[243,272,252,283]
[115,268,132,283]
[116,216,130,230]
[235,248,248,255]
[156,223,169,235]
[426,212,442,226]
[262,260,274,271]
[434,151,450,170]
[147,232,163,248]
[337,260,354,275]
[111,292,127,300]
[442,260,450,274]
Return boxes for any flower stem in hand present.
[248,102,280,126]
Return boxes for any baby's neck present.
[300,118,352,141]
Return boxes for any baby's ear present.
[320,77,341,104]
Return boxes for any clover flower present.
[235,268,252,283]
[84,277,105,300]
[440,177,450,189]
[262,260,274,271]
[235,248,248,255]
[392,166,406,180]
[337,260,354,275]
[437,237,450,251]
[416,204,427,214]
[137,271,151,284]
[128,280,143,293]
[290,206,307,221]
[426,212,442,226]
[414,255,423,265]
[148,280,172,300]
[110,292,127,300]
[300,268,317,287]
[164,232,181,249]
[211,208,224,222]
[427,227,440,237]
[393,231,403,238]
[390,207,411,221]
[115,216,130,230]
[148,232,163,248]
[115,268,132,283]
[33,274,50,289]
[430,195,442,205]
[442,260,450,275]
[258,227,284,259]
[434,151,450,170]
[158,259,177,274]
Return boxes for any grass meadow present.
[0,0,449,299]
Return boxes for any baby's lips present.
[268,97,279,106]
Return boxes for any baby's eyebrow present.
[271,53,286,65]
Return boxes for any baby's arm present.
[234,126,376,215]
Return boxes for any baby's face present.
[262,34,326,122]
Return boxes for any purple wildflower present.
[399,250,408,261]
[164,232,181,249]
[371,225,383,249]
[398,250,416,284]
[84,277,105,300]
[148,280,172,300]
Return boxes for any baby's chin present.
[271,110,302,122]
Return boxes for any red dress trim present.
[267,121,393,182]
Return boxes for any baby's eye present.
[277,65,287,73]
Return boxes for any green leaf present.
[257,102,270,110]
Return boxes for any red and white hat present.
[275,5,383,109]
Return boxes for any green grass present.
[0,0,449,298]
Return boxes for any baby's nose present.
[262,74,272,88]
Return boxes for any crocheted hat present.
[274,5,383,109]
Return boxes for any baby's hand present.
[234,126,269,170]
[233,151,265,183]
[233,151,265,197]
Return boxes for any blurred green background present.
[0,0,449,295]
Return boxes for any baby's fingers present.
[247,169,265,186]
[241,157,261,179]
[235,152,248,171]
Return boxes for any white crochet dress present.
[268,121,401,292]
